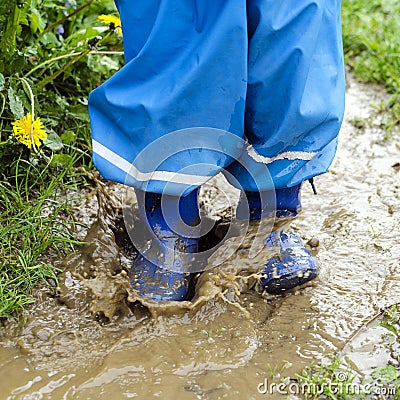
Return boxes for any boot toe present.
[130,255,191,302]
[260,231,319,294]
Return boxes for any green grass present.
[342,0,400,128]
[295,356,399,399]
[294,304,400,400]
[0,155,85,321]
[0,0,120,321]
[296,356,361,400]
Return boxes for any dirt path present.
[0,74,399,400]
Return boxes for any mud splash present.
[0,74,399,399]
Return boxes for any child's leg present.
[233,0,345,293]
[226,0,345,191]
[89,0,248,196]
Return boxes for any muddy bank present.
[0,75,399,399]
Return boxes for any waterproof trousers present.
[89,0,345,196]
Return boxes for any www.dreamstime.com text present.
[257,378,397,396]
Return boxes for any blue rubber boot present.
[239,184,318,294]
[130,189,200,302]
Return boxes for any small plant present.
[267,361,292,380]
[0,0,124,177]
[342,0,400,129]
[0,157,83,320]
[0,0,123,321]
[367,303,400,399]
[349,116,367,130]
[363,366,400,399]
[296,356,362,399]
[381,303,400,336]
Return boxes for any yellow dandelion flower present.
[97,14,122,35]
[12,113,47,150]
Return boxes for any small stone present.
[307,237,320,248]
[392,162,400,171]
[34,328,51,341]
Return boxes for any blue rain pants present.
[88,0,345,196]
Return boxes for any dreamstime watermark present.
[122,128,278,274]
[257,374,397,397]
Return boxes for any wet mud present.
[1,75,399,399]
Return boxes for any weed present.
[349,116,367,130]
[342,0,400,129]
[0,155,84,320]
[0,0,121,320]
[296,355,361,399]
[381,304,400,336]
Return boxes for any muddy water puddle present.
[1,75,399,399]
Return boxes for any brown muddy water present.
[0,75,399,399]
